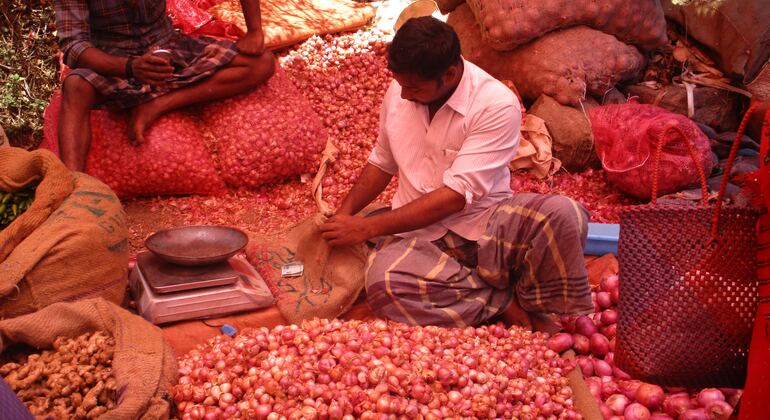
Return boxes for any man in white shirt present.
[320,17,593,330]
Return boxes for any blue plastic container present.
[585,223,620,256]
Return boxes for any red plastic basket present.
[615,107,760,388]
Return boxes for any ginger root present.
[0,331,117,419]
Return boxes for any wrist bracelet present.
[125,56,135,79]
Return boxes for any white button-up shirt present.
[368,59,521,241]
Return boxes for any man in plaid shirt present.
[54,0,274,171]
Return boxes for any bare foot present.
[127,100,161,145]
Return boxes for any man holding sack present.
[321,17,593,331]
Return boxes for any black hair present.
[387,16,462,81]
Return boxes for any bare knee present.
[62,76,97,109]
[244,51,275,88]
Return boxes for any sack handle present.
[711,103,760,239]
[650,125,710,206]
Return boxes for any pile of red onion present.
[280,30,398,208]
[172,319,582,419]
[42,92,227,198]
[199,65,329,189]
[511,169,639,224]
[548,274,742,419]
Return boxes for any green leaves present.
[0,185,37,230]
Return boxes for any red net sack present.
[199,65,328,189]
[616,108,760,389]
[42,91,226,198]
[590,103,713,200]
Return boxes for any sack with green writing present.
[0,147,128,319]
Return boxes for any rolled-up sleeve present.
[442,102,521,205]
[55,0,94,67]
[367,83,398,175]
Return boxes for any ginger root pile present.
[0,331,118,419]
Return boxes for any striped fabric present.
[67,32,238,109]
[55,0,174,67]
[365,193,594,327]
[0,377,33,420]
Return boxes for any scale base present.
[129,256,274,325]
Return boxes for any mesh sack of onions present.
[199,64,328,189]
[42,91,227,198]
[589,104,714,200]
[172,319,585,419]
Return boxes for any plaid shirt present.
[55,0,175,67]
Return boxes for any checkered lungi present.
[66,32,238,109]
[365,193,594,327]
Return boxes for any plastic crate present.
[585,223,619,256]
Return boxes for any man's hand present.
[236,31,266,56]
[131,52,173,86]
[320,214,375,247]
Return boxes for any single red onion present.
[576,357,594,377]
[594,359,613,377]
[601,275,619,293]
[597,292,613,310]
[573,334,591,354]
[625,402,652,420]
[600,310,618,326]
[606,394,630,415]
[590,333,610,356]
[576,316,599,337]
[664,392,694,418]
[617,380,642,400]
[547,333,574,353]
[635,383,665,411]
[602,377,620,399]
[696,388,725,407]
[704,400,733,420]
[600,324,617,339]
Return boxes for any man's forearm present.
[337,163,393,216]
[365,187,466,237]
[239,0,262,33]
[75,47,129,77]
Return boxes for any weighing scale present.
[129,226,274,325]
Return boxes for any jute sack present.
[246,140,373,324]
[529,95,601,172]
[0,147,128,319]
[448,5,645,107]
[246,213,371,325]
[0,299,178,419]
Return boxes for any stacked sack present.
[444,0,665,107]
[443,0,665,174]
[41,64,328,199]
[444,0,713,199]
